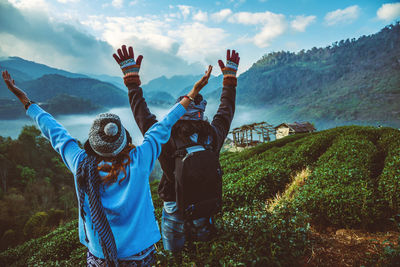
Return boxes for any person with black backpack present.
[113,46,239,253]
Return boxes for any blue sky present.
[0,0,399,83]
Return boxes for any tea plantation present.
[0,126,399,266]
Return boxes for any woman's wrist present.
[183,95,194,101]
[123,74,141,87]
[24,100,35,110]
[187,89,198,100]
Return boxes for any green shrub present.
[378,146,400,215]
[293,135,386,228]
[2,126,399,266]
[23,211,49,239]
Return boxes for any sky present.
[0,0,399,83]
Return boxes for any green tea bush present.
[293,134,385,228]
[377,129,400,216]
[0,220,82,266]
[221,133,309,175]
[378,145,400,215]
[2,126,399,266]
[223,165,290,210]
[222,131,337,211]
[155,203,310,266]
[291,129,338,169]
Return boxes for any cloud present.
[100,16,177,52]
[8,0,48,11]
[291,15,316,32]
[211,9,232,23]
[112,0,124,8]
[0,0,116,75]
[177,5,191,20]
[168,22,228,64]
[324,5,360,26]
[230,0,246,8]
[377,3,400,21]
[254,22,286,48]
[228,11,287,48]
[193,10,208,22]
[57,0,80,3]
[129,0,138,6]
[85,16,211,82]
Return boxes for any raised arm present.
[211,49,240,152]
[1,71,84,174]
[113,45,157,135]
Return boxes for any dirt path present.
[304,227,399,266]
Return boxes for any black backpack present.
[172,134,222,220]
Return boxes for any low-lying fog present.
[0,101,281,143]
[1,101,386,143]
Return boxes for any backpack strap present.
[172,135,200,158]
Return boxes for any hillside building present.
[274,122,316,139]
[230,122,275,147]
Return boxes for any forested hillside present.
[1,126,399,266]
[236,22,400,127]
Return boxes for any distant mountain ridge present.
[142,74,204,97]
[18,74,127,107]
[236,22,400,128]
[0,57,87,79]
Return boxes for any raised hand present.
[2,70,31,108]
[113,45,143,76]
[192,65,213,94]
[180,65,212,109]
[218,49,240,78]
[113,45,143,87]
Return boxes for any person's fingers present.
[128,46,134,58]
[122,45,129,59]
[117,48,124,60]
[226,49,230,61]
[12,79,15,85]
[237,56,240,65]
[232,50,236,62]
[4,70,10,81]
[113,54,121,63]
[218,60,225,69]
[136,55,143,66]
[206,65,212,78]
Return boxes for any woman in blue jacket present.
[1,52,212,266]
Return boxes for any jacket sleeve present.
[26,104,85,176]
[127,84,158,136]
[210,83,237,152]
[135,103,186,173]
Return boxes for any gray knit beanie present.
[88,113,127,157]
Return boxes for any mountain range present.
[0,22,399,127]
[235,22,400,128]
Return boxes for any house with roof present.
[274,122,316,139]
